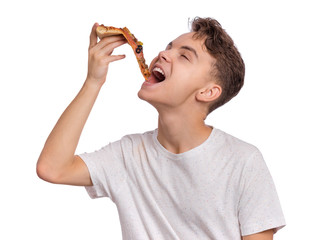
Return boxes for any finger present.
[89,23,99,49]
[102,39,128,55]
[106,54,126,63]
[95,35,126,50]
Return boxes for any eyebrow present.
[167,42,198,59]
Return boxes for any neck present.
[156,109,212,154]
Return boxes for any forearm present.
[37,23,127,184]
[37,80,100,177]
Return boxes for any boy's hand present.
[86,23,127,88]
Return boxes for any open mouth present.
[149,67,166,83]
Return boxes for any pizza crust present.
[96,26,123,39]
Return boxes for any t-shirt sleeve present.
[79,140,126,202]
[238,149,286,236]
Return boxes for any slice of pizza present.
[96,25,150,81]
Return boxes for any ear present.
[196,84,222,103]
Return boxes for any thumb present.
[89,23,99,49]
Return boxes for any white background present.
[1,0,335,239]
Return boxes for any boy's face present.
[138,32,215,112]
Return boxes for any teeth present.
[153,67,165,76]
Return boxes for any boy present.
[37,17,285,239]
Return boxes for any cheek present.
[169,73,201,99]
[171,64,196,80]
[175,67,206,89]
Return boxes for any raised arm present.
[36,23,127,186]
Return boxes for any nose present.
[149,49,171,71]
[158,50,171,62]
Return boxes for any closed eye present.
[181,54,189,60]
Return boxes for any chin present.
[137,89,162,111]
[137,89,153,104]
[137,88,146,101]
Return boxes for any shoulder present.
[211,128,266,171]
[212,128,260,157]
[119,129,156,146]
[121,129,155,140]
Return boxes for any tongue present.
[147,71,165,84]
[148,74,160,84]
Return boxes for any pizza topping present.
[136,45,143,53]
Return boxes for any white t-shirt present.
[80,128,285,239]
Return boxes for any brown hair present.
[191,17,245,114]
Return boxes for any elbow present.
[36,157,59,184]
[36,159,52,183]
